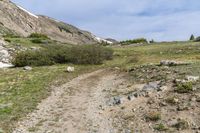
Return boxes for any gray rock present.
[185,75,199,82]
[107,96,124,106]
[142,81,160,91]
[23,66,32,71]
[160,60,177,66]
[66,66,75,72]
[127,94,135,101]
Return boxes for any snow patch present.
[94,37,113,44]
[0,62,13,68]
[17,5,38,19]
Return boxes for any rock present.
[160,60,177,66]
[114,67,120,70]
[23,66,32,71]
[127,94,135,101]
[196,96,200,102]
[157,86,168,91]
[159,102,167,106]
[160,60,189,66]
[66,66,75,72]
[177,104,189,111]
[107,96,123,106]
[186,76,199,82]
[173,119,190,130]
[113,96,122,105]
[142,81,160,91]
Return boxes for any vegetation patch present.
[120,38,148,45]
[154,123,168,131]
[145,112,161,122]
[12,45,113,67]
[28,33,49,39]
[175,82,193,93]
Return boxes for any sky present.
[11,0,200,41]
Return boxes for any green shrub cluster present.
[175,82,193,93]
[120,38,148,45]
[12,45,113,67]
[28,33,49,39]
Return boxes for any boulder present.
[23,66,32,71]
[66,66,75,72]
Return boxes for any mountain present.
[0,0,109,44]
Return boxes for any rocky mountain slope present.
[0,0,104,44]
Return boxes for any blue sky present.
[12,0,200,41]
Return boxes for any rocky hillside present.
[0,0,100,44]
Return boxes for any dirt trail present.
[13,69,125,133]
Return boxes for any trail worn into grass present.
[13,69,125,133]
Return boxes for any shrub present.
[154,123,168,131]
[190,34,195,41]
[12,50,54,67]
[70,45,113,64]
[3,34,20,38]
[120,38,148,45]
[165,96,179,105]
[4,39,11,43]
[12,45,113,67]
[175,82,193,93]
[28,33,49,39]
[145,112,161,121]
[31,38,43,43]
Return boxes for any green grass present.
[0,64,101,132]
[105,41,200,69]
[1,40,200,132]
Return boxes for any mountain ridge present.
[0,0,111,44]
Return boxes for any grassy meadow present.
[1,38,200,131]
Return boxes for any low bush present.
[120,38,148,45]
[145,112,161,121]
[175,82,193,93]
[28,33,49,39]
[12,50,54,67]
[12,45,113,67]
[154,123,168,131]
[165,96,179,105]
[31,38,43,43]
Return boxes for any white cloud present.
[11,0,200,41]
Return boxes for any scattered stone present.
[159,102,167,107]
[66,66,75,72]
[186,76,199,82]
[173,119,189,130]
[177,104,189,111]
[107,96,122,106]
[114,67,120,70]
[142,81,160,91]
[127,94,135,101]
[196,96,200,102]
[160,60,189,66]
[160,60,177,66]
[23,66,32,71]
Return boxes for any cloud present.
[12,0,200,41]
